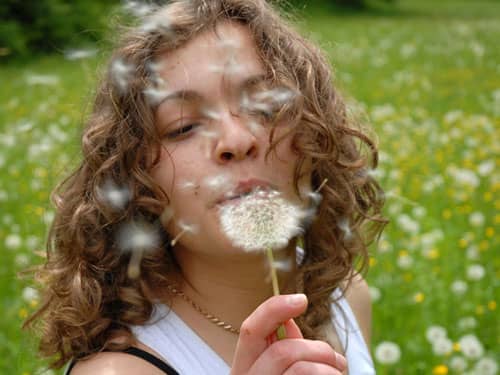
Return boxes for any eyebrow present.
[157,73,268,106]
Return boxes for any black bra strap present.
[65,347,179,375]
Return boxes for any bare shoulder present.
[341,272,372,348]
[70,350,165,375]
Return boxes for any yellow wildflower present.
[414,292,425,303]
[432,365,448,375]
[485,227,494,238]
[488,301,497,310]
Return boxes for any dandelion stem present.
[127,248,144,279]
[266,247,287,340]
[315,178,328,193]
[170,228,187,246]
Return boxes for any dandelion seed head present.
[96,179,131,210]
[116,221,160,253]
[458,334,484,359]
[374,341,401,364]
[219,189,305,252]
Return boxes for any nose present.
[213,111,259,163]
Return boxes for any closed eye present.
[165,123,200,139]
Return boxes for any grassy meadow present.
[1,0,498,374]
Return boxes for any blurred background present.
[1,0,498,374]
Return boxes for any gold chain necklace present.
[166,284,240,335]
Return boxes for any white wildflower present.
[5,234,22,250]
[466,245,479,260]
[22,287,39,303]
[457,316,477,330]
[25,74,60,86]
[466,264,485,281]
[449,356,468,372]
[412,206,426,218]
[450,280,468,295]
[473,357,498,375]
[374,341,401,364]
[444,110,463,124]
[15,254,30,267]
[371,104,396,122]
[447,167,480,188]
[396,214,420,234]
[25,235,39,249]
[397,253,413,269]
[369,286,381,302]
[425,325,448,343]
[432,337,453,356]
[477,159,495,176]
[219,189,304,252]
[468,212,485,227]
[459,334,484,359]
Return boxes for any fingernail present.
[336,353,347,370]
[286,293,307,306]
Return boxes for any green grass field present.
[1,1,498,374]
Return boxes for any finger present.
[284,361,344,375]
[231,294,308,373]
[250,339,347,375]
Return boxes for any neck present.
[170,244,297,327]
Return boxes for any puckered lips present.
[216,178,274,206]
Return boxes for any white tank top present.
[131,290,375,374]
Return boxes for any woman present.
[26,1,386,374]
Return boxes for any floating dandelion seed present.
[111,58,134,92]
[116,221,160,279]
[201,107,222,121]
[170,220,198,246]
[178,180,198,190]
[203,173,232,192]
[96,179,131,210]
[337,217,352,240]
[123,0,157,17]
[143,86,171,106]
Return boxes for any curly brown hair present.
[24,0,386,368]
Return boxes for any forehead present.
[155,21,265,96]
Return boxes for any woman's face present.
[150,21,311,257]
